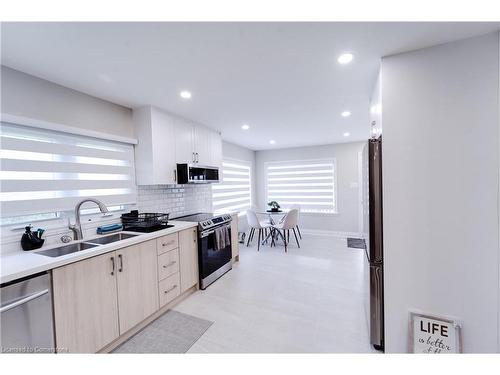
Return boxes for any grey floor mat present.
[347,238,366,249]
[112,310,214,353]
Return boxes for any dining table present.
[256,209,290,245]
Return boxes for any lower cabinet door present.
[231,215,239,260]
[116,240,159,334]
[179,227,199,292]
[52,252,120,353]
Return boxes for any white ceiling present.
[1,22,499,150]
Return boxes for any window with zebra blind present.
[264,159,337,214]
[0,121,137,222]
[212,160,252,214]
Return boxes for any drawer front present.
[159,272,181,307]
[158,249,180,280]
[156,233,179,255]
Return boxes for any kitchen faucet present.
[68,198,109,240]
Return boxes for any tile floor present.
[175,232,377,353]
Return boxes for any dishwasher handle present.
[0,289,49,313]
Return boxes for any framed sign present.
[409,311,462,353]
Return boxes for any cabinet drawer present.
[156,233,178,255]
[159,272,181,307]
[158,249,180,281]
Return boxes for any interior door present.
[116,240,159,334]
[52,252,119,353]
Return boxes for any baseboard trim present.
[301,229,365,238]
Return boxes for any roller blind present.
[0,122,136,216]
[265,159,336,213]
[212,160,252,214]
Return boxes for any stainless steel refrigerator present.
[363,136,384,351]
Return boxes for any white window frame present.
[263,158,338,215]
[212,157,253,215]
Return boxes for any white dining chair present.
[272,209,300,253]
[246,210,272,251]
[289,204,302,239]
[278,204,302,239]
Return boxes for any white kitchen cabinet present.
[210,130,223,168]
[174,119,196,164]
[133,106,177,185]
[193,125,212,166]
[134,106,222,182]
[174,120,222,167]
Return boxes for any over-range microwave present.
[176,164,220,184]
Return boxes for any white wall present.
[222,140,256,231]
[382,32,499,353]
[370,70,382,138]
[255,142,365,234]
[1,66,134,138]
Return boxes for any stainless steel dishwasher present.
[1,272,55,353]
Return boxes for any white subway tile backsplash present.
[137,184,213,217]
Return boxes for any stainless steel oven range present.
[172,213,232,289]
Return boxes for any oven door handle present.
[201,223,231,238]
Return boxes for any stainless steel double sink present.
[36,233,139,258]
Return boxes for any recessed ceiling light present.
[338,53,354,65]
[180,90,192,99]
[241,124,250,130]
[341,111,351,117]
[343,132,350,137]
[269,140,276,145]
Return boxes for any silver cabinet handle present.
[196,152,199,163]
[164,285,178,294]
[193,229,197,243]
[111,256,115,275]
[174,169,177,182]
[118,254,123,272]
[162,261,177,268]
[162,240,175,247]
[192,152,195,163]
[0,290,48,313]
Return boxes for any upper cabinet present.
[133,106,177,185]
[174,119,196,165]
[194,125,222,167]
[134,106,222,185]
[175,120,222,167]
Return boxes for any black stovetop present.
[171,213,215,223]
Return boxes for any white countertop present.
[0,221,197,284]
